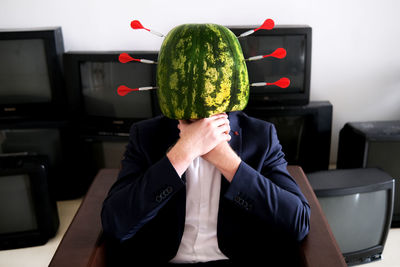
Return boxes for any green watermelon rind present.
[156,23,249,120]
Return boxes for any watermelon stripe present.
[186,25,198,119]
[220,26,238,112]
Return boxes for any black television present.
[0,27,65,120]
[80,134,129,178]
[307,168,394,266]
[64,51,161,135]
[0,153,59,249]
[0,120,89,200]
[244,101,332,173]
[229,25,312,106]
[337,120,400,227]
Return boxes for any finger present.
[218,124,231,135]
[206,113,227,122]
[220,119,230,130]
[211,117,230,128]
[217,131,231,143]
[210,113,228,120]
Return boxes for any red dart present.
[256,19,275,31]
[119,53,139,63]
[251,77,291,88]
[118,85,137,96]
[238,18,275,37]
[118,85,157,96]
[130,20,148,31]
[267,77,290,88]
[246,48,287,61]
[118,53,157,64]
[267,48,286,59]
[130,20,165,37]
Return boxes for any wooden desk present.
[49,166,346,267]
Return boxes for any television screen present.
[337,121,400,226]
[0,39,51,104]
[64,51,160,134]
[318,190,388,254]
[308,168,394,265]
[241,35,306,94]
[0,174,38,234]
[0,155,59,250]
[80,61,153,118]
[229,25,311,105]
[0,27,65,119]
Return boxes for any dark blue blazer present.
[101,111,310,265]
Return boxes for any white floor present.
[0,198,399,267]
[0,198,82,267]
[368,228,400,267]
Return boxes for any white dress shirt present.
[170,157,229,263]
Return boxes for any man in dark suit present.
[101,111,310,266]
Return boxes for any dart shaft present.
[149,29,164,37]
[238,29,255,38]
[250,82,267,87]
[246,55,264,61]
[137,86,158,91]
[140,59,157,64]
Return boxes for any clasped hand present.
[177,113,231,158]
[167,113,240,179]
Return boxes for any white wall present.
[1,0,400,164]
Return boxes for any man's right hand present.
[178,113,231,157]
[166,113,231,177]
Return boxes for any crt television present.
[80,134,129,179]
[0,27,65,120]
[337,121,400,226]
[0,120,89,200]
[244,101,332,173]
[307,168,394,266]
[0,153,59,249]
[229,25,312,106]
[64,51,161,135]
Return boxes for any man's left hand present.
[202,141,241,182]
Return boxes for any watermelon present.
[156,24,249,120]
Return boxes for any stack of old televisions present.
[0,27,90,199]
[0,27,77,249]
[336,121,400,228]
[63,51,161,182]
[230,25,332,173]
[305,121,399,265]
